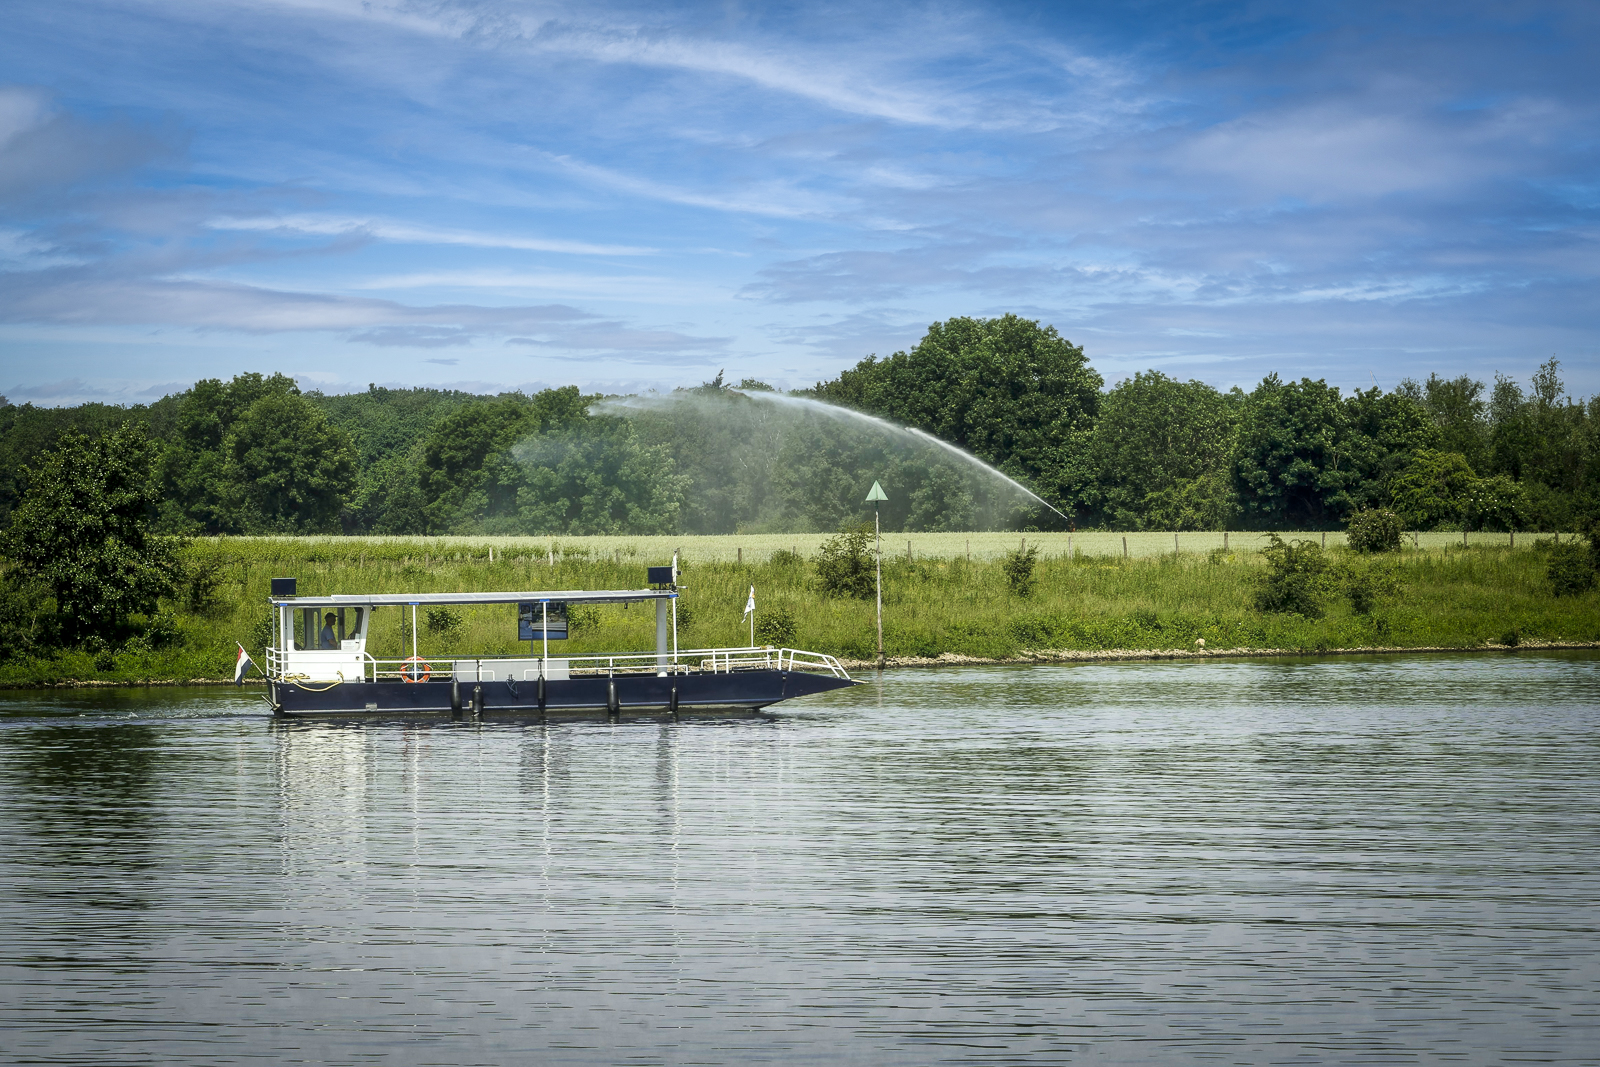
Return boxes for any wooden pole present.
[875,508,884,670]
[1122,536,1128,559]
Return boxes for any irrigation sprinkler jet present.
[730,391,1073,526]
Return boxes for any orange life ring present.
[401,656,432,683]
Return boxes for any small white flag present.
[742,585,755,619]
[234,643,254,686]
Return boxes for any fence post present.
[1122,536,1128,559]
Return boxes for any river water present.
[1,653,1597,1066]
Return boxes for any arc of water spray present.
[728,390,1072,524]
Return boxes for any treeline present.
[2,315,1596,534]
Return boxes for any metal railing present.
[266,644,849,683]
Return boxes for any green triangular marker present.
[865,481,888,502]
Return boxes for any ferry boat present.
[262,572,857,719]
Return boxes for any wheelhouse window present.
[296,607,365,650]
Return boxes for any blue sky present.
[1,0,1596,405]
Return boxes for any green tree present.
[310,383,480,533]
[157,373,356,534]
[0,399,149,530]
[1389,450,1477,529]
[3,426,178,645]
[1090,371,1240,529]
[417,388,589,531]
[814,314,1101,522]
[1232,376,1355,528]
[1465,474,1528,532]
[506,420,687,535]
[1341,387,1440,510]
[218,392,356,532]
[1399,373,1489,471]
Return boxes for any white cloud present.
[208,213,655,255]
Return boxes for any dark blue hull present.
[270,668,856,718]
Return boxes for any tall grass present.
[2,534,1595,685]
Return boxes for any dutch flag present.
[234,644,254,686]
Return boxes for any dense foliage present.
[1346,508,1404,553]
[3,426,179,646]
[2,316,1597,537]
[1253,535,1333,618]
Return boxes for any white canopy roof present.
[272,589,675,608]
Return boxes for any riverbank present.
[14,640,1600,689]
[1,533,1594,687]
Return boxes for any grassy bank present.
[2,533,1596,686]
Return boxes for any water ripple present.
[2,653,1597,1064]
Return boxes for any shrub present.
[567,604,601,634]
[1346,508,1403,553]
[815,522,876,599]
[1254,534,1332,617]
[1341,565,1399,615]
[425,606,463,637]
[754,605,797,647]
[248,609,274,650]
[768,549,806,568]
[1547,542,1596,597]
[143,610,183,649]
[180,555,227,614]
[1001,542,1040,597]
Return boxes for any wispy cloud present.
[4,0,1597,400]
[210,213,655,255]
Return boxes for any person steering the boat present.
[319,612,338,649]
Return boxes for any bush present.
[180,555,226,614]
[1346,508,1403,553]
[1001,542,1040,597]
[1547,542,1596,597]
[815,522,875,599]
[0,572,45,663]
[425,606,463,637]
[1340,565,1399,615]
[143,611,183,649]
[768,549,806,568]
[754,605,797,647]
[1254,534,1332,617]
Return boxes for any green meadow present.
[2,530,1595,687]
